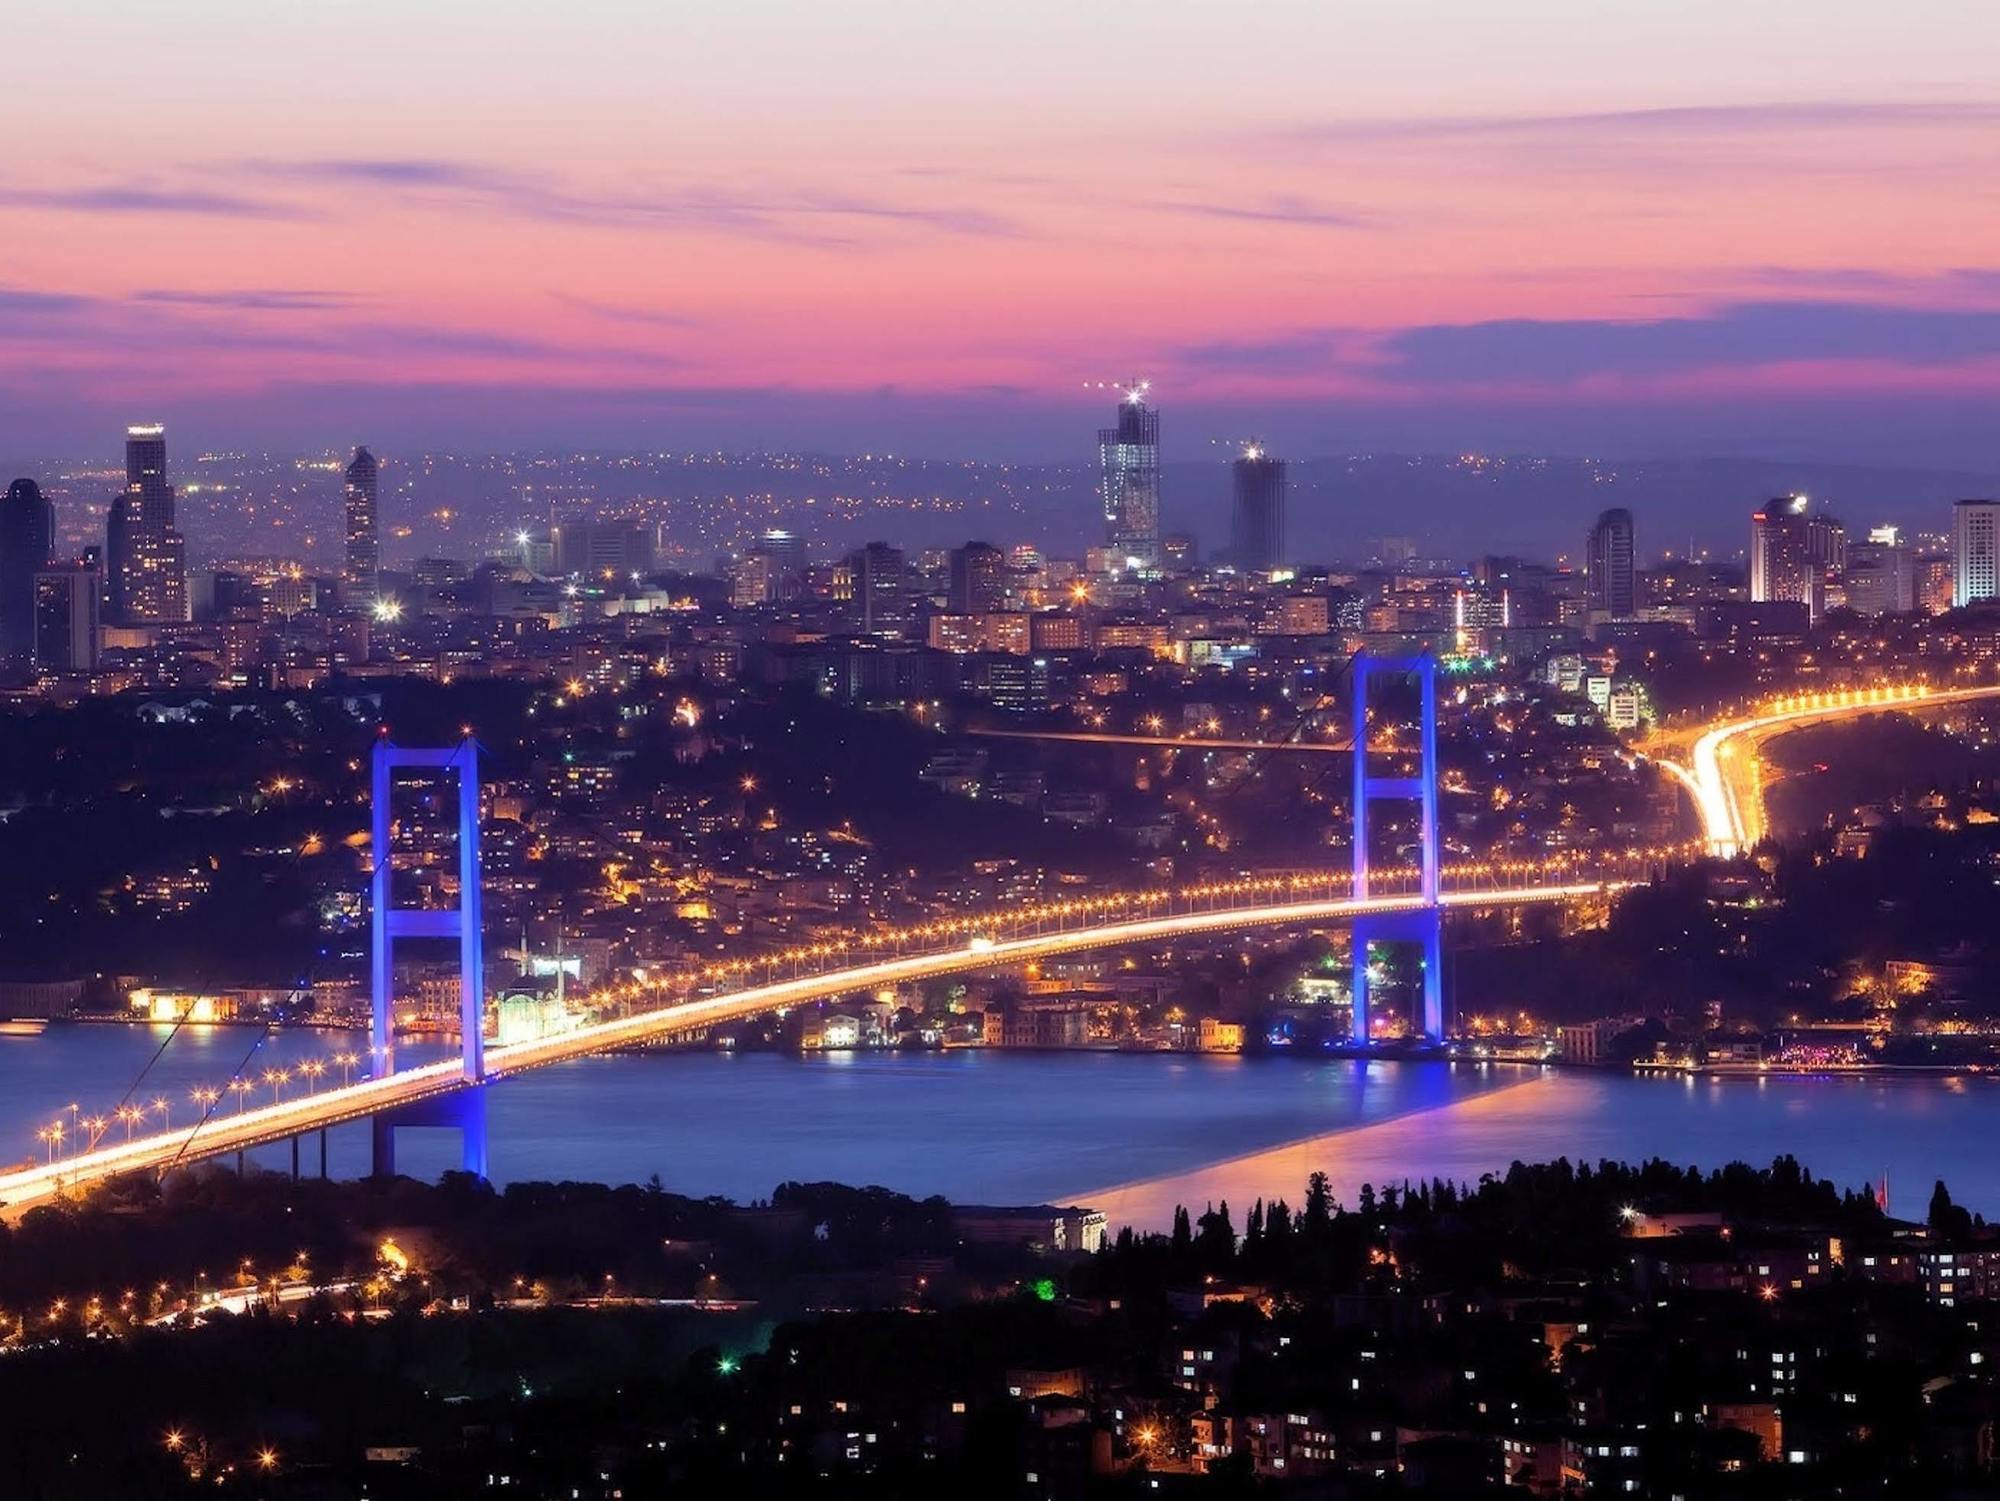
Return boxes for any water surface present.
[3,1026,1993,1229]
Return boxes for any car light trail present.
[1672,682,2000,856]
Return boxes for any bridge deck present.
[0,881,1608,1219]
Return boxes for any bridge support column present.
[370,1087,488,1181]
[1349,653,1445,1046]
[371,737,487,1085]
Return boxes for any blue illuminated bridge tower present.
[369,736,488,1177]
[1348,653,1444,1047]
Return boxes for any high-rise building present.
[729,551,781,607]
[1097,384,1161,570]
[1918,554,1954,615]
[552,522,656,579]
[106,424,188,625]
[1844,526,1916,617]
[1584,507,1636,621]
[845,541,909,636]
[948,541,1007,613]
[1229,444,1286,573]
[343,446,380,593]
[1952,500,2000,608]
[759,528,807,588]
[33,562,100,671]
[0,477,54,666]
[1750,493,1841,620]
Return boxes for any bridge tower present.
[1348,653,1444,1046]
[369,736,488,1177]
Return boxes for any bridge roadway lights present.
[370,1086,488,1180]
[1349,653,1444,1047]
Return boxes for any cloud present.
[1282,98,2000,145]
[133,288,357,311]
[1380,301,2000,383]
[0,183,306,218]
[0,287,94,316]
[1171,299,2000,386]
[1173,327,1358,377]
[1739,267,2000,300]
[235,158,1017,242]
[552,294,701,328]
[1160,195,1369,229]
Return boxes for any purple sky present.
[3,1,1997,465]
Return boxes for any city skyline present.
[15,10,2000,1493]
[2,2,1998,465]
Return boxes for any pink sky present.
[3,1,1998,459]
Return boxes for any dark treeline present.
[1082,1155,1886,1295]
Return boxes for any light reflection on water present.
[4,1025,1999,1231]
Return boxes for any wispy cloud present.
[1160,195,1369,229]
[552,293,702,329]
[1171,298,2000,386]
[0,287,94,316]
[0,182,307,218]
[1281,98,2000,144]
[1379,300,2000,383]
[235,158,1017,243]
[132,288,357,311]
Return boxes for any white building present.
[1952,499,2000,608]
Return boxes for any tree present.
[1929,1180,1973,1240]
[1195,1201,1235,1269]
[1303,1173,1332,1231]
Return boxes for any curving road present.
[0,880,1612,1219]
[1668,682,2000,856]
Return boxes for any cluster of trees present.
[1091,1155,1890,1296]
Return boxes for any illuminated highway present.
[968,728,1351,753]
[1669,682,2000,856]
[0,879,1611,1219]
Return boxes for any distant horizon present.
[6,411,2000,480]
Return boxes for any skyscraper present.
[1584,507,1636,621]
[0,477,54,666]
[106,423,188,626]
[1844,526,1916,617]
[845,541,909,637]
[1229,443,1286,573]
[1953,500,2000,608]
[34,562,100,671]
[343,446,380,593]
[947,541,1007,613]
[1751,493,1841,620]
[1098,383,1161,570]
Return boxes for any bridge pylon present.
[369,735,488,1177]
[1348,653,1444,1046]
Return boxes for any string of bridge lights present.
[25,844,1698,1163]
